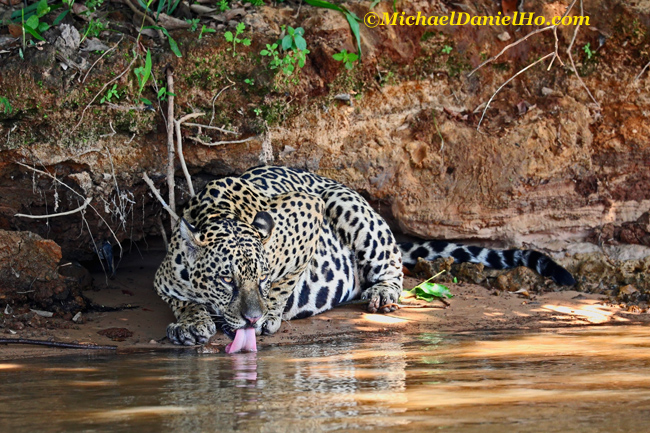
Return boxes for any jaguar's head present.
[177,212,274,336]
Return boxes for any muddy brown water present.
[1,326,649,432]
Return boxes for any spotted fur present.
[154,166,574,345]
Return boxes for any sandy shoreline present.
[1,249,647,361]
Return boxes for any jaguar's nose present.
[243,314,262,326]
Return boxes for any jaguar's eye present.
[221,276,233,284]
[259,274,268,282]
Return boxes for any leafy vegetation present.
[401,272,453,303]
[134,49,153,103]
[0,97,13,115]
[100,84,120,104]
[332,49,359,70]
[224,22,251,57]
[583,42,593,59]
[260,27,310,78]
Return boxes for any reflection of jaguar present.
[154,166,575,346]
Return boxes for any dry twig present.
[175,112,206,197]
[143,173,179,223]
[0,338,117,350]
[165,67,176,221]
[15,197,92,219]
[187,135,258,147]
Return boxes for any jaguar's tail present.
[398,240,576,286]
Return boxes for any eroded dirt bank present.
[1,0,650,335]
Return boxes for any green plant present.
[134,49,152,102]
[282,26,307,52]
[401,271,453,302]
[0,97,13,114]
[157,87,174,101]
[186,18,200,32]
[199,25,216,40]
[244,78,255,85]
[144,25,182,57]
[253,107,262,116]
[100,84,120,104]
[225,22,251,57]
[260,26,309,77]
[332,49,358,70]
[218,0,230,11]
[21,0,51,42]
[441,45,452,54]
[583,42,593,59]
[247,0,264,5]
[82,18,108,42]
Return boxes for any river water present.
[1,326,650,432]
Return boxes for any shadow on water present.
[1,326,650,432]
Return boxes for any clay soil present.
[2,245,647,361]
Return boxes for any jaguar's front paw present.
[361,283,400,314]
[261,315,282,335]
[167,319,217,346]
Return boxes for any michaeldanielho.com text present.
[364,11,590,28]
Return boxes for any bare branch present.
[15,197,92,219]
[143,173,179,223]
[14,162,123,252]
[182,122,239,135]
[187,135,258,146]
[175,119,195,197]
[210,79,235,126]
[165,68,176,220]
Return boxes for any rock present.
[497,31,511,41]
[0,230,86,313]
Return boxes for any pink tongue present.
[225,328,257,354]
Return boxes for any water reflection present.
[1,326,650,432]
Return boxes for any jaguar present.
[154,166,575,352]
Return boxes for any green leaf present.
[370,0,381,8]
[53,10,69,26]
[236,22,245,34]
[282,35,292,51]
[36,0,50,17]
[167,35,182,57]
[344,12,362,60]
[224,31,234,42]
[140,97,153,105]
[412,282,453,299]
[294,27,305,37]
[37,21,49,33]
[332,52,344,61]
[260,49,269,56]
[345,62,353,70]
[23,25,45,41]
[294,35,307,51]
[348,53,359,62]
[242,38,251,46]
[25,15,39,30]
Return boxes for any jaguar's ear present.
[179,218,206,252]
[252,211,274,243]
